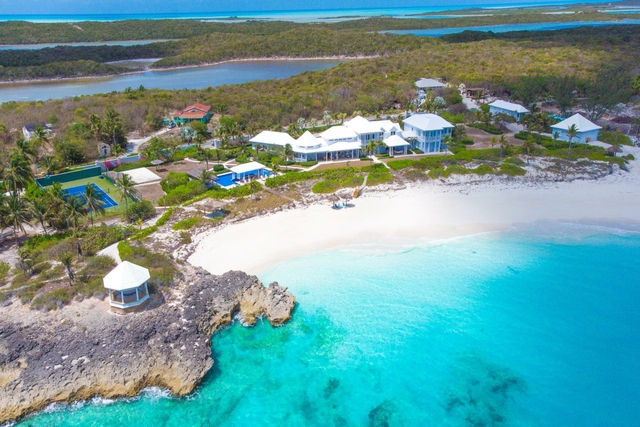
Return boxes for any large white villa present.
[551,113,601,143]
[250,114,454,162]
[402,113,455,153]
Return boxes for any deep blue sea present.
[15,223,640,426]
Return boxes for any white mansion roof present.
[401,129,418,139]
[320,125,358,141]
[250,130,295,146]
[415,78,446,89]
[296,131,322,148]
[230,161,267,174]
[344,116,385,134]
[489,100,529,114]
[383,135,410,147]
[103,261,150,291]
[551,113,601,132]
[403,113,454,132]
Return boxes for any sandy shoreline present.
[0,56,372,86]
[189,153,640,276]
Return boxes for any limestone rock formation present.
[0,268,296,424]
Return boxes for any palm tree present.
[30,125,50,164]
[83,183,106,226]
[566,124,579,160]
[112,143,125,159]
[366,140,377,163]
[254,143,263,160]
[552,131,560,150]
[489,136,498,149]
[309,118,318,129]
[283,144,294,170]
[31,196,53,235]
[271,156,281,175]
[4,151,33,196]
[499,134,509,161]
[39,156,60,176]
[522,138,536,165]
[116,173,137,216]
[58,252,75,286]
[202,149,214,170]
[5,194,31,243]
[443,134,452,153]
[199,169,213,186]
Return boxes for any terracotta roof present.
[173,103,211,119]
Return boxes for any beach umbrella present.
[151,159,164,170]
[607,146,623,157]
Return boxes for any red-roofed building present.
[172,103,212,124]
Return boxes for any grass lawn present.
[56,176,135,216]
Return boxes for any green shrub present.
[118,241,176,288]
[504,157,525,166]
[131,225,158,240]
[114,160,154,172]
[362,163,393,186]
[312,180,341,194]
[298,160,318,167]
[387,159,415,171]
[498,163,526,176]
[179,231,192,244]
[624,154,635,161]
[412,148,424,154]
[172,217,200,231]
[124,200,156,223]
[446,165,469,175]
[22,232,70,251]
[156,208,173,226]
[472,164,495,175]
[213,164,225,172]
[0,261,10,285]
[439,112,465,124]
[468,122,503,134]
[160,172,190,192]
[81,225,134,256]
[460,137,474,145]
[598,131,633,146]
[159,180,207,206]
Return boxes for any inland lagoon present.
[16,224,640,426]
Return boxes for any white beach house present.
[488,100,529,122]
[103,261,150,314]
[402,113,454,153]
[551,114,601,143]
[250,116,412,161]
[415,78,446,100]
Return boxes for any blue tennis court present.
[64,183,119,208]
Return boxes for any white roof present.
[250,130,295,146]
[320,125,358,141]
[296,131,322,148]
[551,113,601,132]
[383,135,410,147]
[103,261,150,291]
[230,161,267,174]
[403,113,454,132]
[401,129,418,139]
[489,100,529,114]
[344,116,384,134]
[376,120,402,133]
[415,78,445,89]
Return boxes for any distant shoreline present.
[0,56,370,87]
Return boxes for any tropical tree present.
[30,196,53,235]
[103,108,126,146]
[202,149,214,170]
[283,144,294,170]
[366,140,378,163]
[522,137,536,165]
[83,183,106,226]
[39,156,61,176]
[566,124,579,160]
[270,156,281,174]
[58,252,75,286]
[309,118,318,128]
[552,131,560,149]
[116,173,137,216]
[489,135,498,149]
[199,169,213,186]
[499,135,510,160]
[5,194,31,242]
[3,151,33,197]
[30,125,50,163]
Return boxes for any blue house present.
[550,114,601,143]
[402,113,454,153]
[488,100,529,122]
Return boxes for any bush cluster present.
[124,200,156,223]
[159,180,207,206]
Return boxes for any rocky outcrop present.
[0,268,296,424]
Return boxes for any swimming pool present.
[215,171,271,188]
[63,183,119,208]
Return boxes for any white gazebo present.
[383,135,410,156]
[230,161,269,181]
[103,261,150,314]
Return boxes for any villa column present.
[121,292,125,304]
[135,287,139,302]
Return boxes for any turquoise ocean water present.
[14,223,640,426]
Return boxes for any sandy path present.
[189,155,640,276]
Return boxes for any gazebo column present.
[135,287,139,302]
[121,292,125,304]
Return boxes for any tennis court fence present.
[105,171,142,201]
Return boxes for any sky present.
[0,0,583,15]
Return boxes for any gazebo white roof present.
[403,113,454,132]
[489,100,529,114]
[344,116,384,134]
[103,261,150,291]
[320,125,358,141]
[551,113,601,132]
[296,131,322,148]
[383,135,410,147]
[415,78,446,89]
[230,161,267,174]
[250,130,295,146]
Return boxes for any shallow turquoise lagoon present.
[16,224,640,426]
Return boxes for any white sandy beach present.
[189,153,640,276]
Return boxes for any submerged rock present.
[0,268,296,423]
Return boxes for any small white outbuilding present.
[103,261,150,314]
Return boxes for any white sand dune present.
[189,154,640,276]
